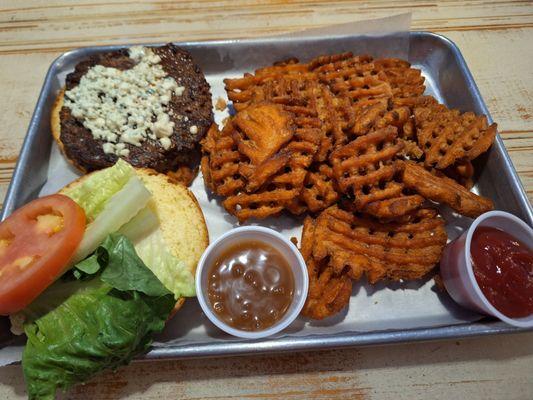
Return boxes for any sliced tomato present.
[0,194,85,315]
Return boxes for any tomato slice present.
[0,194,85,315]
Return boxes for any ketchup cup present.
[440,211,533,328]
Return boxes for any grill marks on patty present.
[58,44,213,174]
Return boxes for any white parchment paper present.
[0,13,481,365]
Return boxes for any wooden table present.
[0,1,532,399]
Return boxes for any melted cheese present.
[64,46,185,155]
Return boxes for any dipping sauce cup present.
[196,226,308,339]
[440,211,533,328]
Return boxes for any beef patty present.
[53,44,213,175]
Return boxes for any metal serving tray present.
[1,32,532,360]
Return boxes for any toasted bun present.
[134,168,209,274]
[50,89,63,148]
[170,297,186,316]
[60,167,209,314]
[51,89,89,174]
[136,169,208,315]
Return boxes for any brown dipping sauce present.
[207,240,295,331]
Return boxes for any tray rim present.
[145,320,527,360]
[1,31,531,360]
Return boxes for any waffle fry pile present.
[201,52,498,319]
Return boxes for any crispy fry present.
[227,76,355,162]
[312,206,447,284]
[202,103,320,221]
[300,216,353,320]
[373,58,425,99]
[402,162,493,217]
[331,126,405,208]
[232,103,294,165]
[225,67,316,112]
[200,123,246,197]
[415,101,497,169]
[259,77,355,160]
[223,188,298,221]
[308,52,371,72]
[300,164,340,213]
[211,52,500,320]
[242,151,292,193]
[224,62,309,94]
[363,194,426,220]
[400,138,424,159]
[230,104,296,192]
[443,160,475,189]
[318,66,392,108]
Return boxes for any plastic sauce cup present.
[440,211,533,328]
[195,226,309,339]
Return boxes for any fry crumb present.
[215,97,227,111]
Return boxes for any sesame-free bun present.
[134,168,209,275]
[51,89,89,173]
[59,167,209,314]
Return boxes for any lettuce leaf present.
[133,229,196,298]
[70,175,151,265]
[58,160,194,299]
[118,205,160,243]
[21,234,175,400]
[61,159,135,222]
[119,206,195,298]
[99,234,172,297]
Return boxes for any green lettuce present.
[134,229,196,298]
[21,234,175,400]
[61,159,135,222]
[119,206,196,298]
[118,205,160,243]
[71,175,151,265]
[60,160,194,298]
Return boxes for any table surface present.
[0,1,532,399]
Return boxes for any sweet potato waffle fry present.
[331,126,405,208]
[373,58,426,99]
[202,103,320,221]
[205,50,499,319]
[315,63,392,108]
[346,98,423,159]
[313,56,425,108]
[362,194,426,221]
[402,162,493,217]
[312,206,448,284]
[300,164,340,213]
[201,123,245,197]
[227,76,355,162]
[261,77,355,160]
[300,216,353,320]
[414,100,497,169]
[443,160,475,189]
[351,99,414,138]
[308,52,371,72]
[223,189,298,221]
[225,63,315,112]
[231,103,294,191]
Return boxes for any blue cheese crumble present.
[64,46,185,157]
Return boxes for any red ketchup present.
[470,226,533,318]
